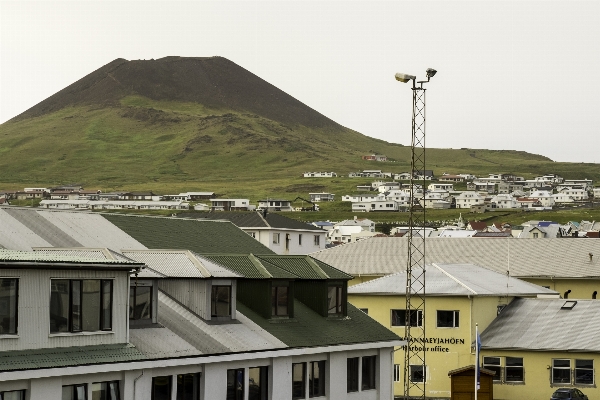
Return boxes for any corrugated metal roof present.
[203,255,275,279]
[120,250,241,278]
[481,298,600,352]
[311,237,600,278]
[256,256,327,280]
[0,344,146,372]
[0,249,141,265]
[179,211,324,231]
[349,264,558,296]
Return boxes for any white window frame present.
[273,233,280,245]
[436,310,459,328]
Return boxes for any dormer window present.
[211,285,231,318]
[328,284,344,315]
[271,285,289,317]
[50,279,113,333]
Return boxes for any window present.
[437,310,459,328]
[391,309,422,327]
[410,365,425,383]
[211,285,231,318]
[92,381,120,400]
[327,285,343,315]
[248,232,256,239]
[153,376,172,400]
[177,373,200,400]
[0,391,25,400]
[347,357,359,393]
[227,368,244,400]
[314,235,320,246]
[292,363,306,399]
[273,233,280,245]
[359,308,369,315]
[552,359,571,384]
[50,279,113,333]
[505,357,524,382]
[393,364,401,382]
[309,361,325,398]
[298,234,302,246]
[362,356,376,390]
[0,278,18,334]
[483,357,501,382]
[62,385,87,400]
[248,367,268,400]
[575,359,594,385]
[271,285,289,317]
[129,285,152,320]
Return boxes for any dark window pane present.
[152,376,172,400]
[552,368,570,384]
[506,357,523,367]
[130,286,151,320]
[101,280,112,330]
[226,369,244,400]
[410,365,425,383]
[51,280,70,333]
[2,391,25,400]
[212,286,231,318]
[248,367,268,400]
[62,385,87,400]
[347,357,359,392]
[391,309,422,327]
[362,356,376,390]
[553,359,570,368]
[437,310,458,328]
[292,363,306,399]
[505,367,524,382]
[177,373,199,400]
[328,286,343,314]
[309,361,325,397]
[71,281,82,332]
[82,280,100,331]
[92,382,119,400]
[0,279,18,334]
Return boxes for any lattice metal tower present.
[395,68,436,400]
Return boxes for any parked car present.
[551,388,588,400]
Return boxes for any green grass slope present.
[0,57,598,201]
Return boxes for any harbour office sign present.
[399,337,466,353]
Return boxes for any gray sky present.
[2,1,599,163]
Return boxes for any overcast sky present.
[2,1,599,163]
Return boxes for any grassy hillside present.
[1,56,598,206]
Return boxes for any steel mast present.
[395,68,436,400]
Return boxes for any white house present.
[210,199,254,211]
[427,183,454,191]
[303,172,337,178]
[529,190,556,208]
[454,191,485,209]
[352,201,399,212]
[257,199,294,212]
[489,193,519,209]
[555,188,589,202]
[309,193,335,202]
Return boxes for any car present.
[550,388,589,400]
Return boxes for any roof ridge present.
[432,263,477,295]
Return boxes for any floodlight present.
[426,68,437,78]
[395,73,416,83]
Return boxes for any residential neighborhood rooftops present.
[348,263,558,297]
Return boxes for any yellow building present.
[348,263,558,399]
[479,297,600,400]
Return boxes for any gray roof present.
[481,298,600,352]
[0,249,143,270]
[348,264,558,296]
[311,237,600,279]
[120,250,241,278]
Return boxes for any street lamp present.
[396,68,436,400]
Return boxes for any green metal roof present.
[0,250,143,267]
[102,214,274,255]
[0,344,147,372]
[256,256,327,280]
[237,301,400,348]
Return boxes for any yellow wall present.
[522,278,600,300]
[349,293,514,398]
[348,275,383,286]
[482,350,600,400]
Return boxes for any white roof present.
[348,263,558,296]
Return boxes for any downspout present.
[133,370,144,400]
[469,294,474,354]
